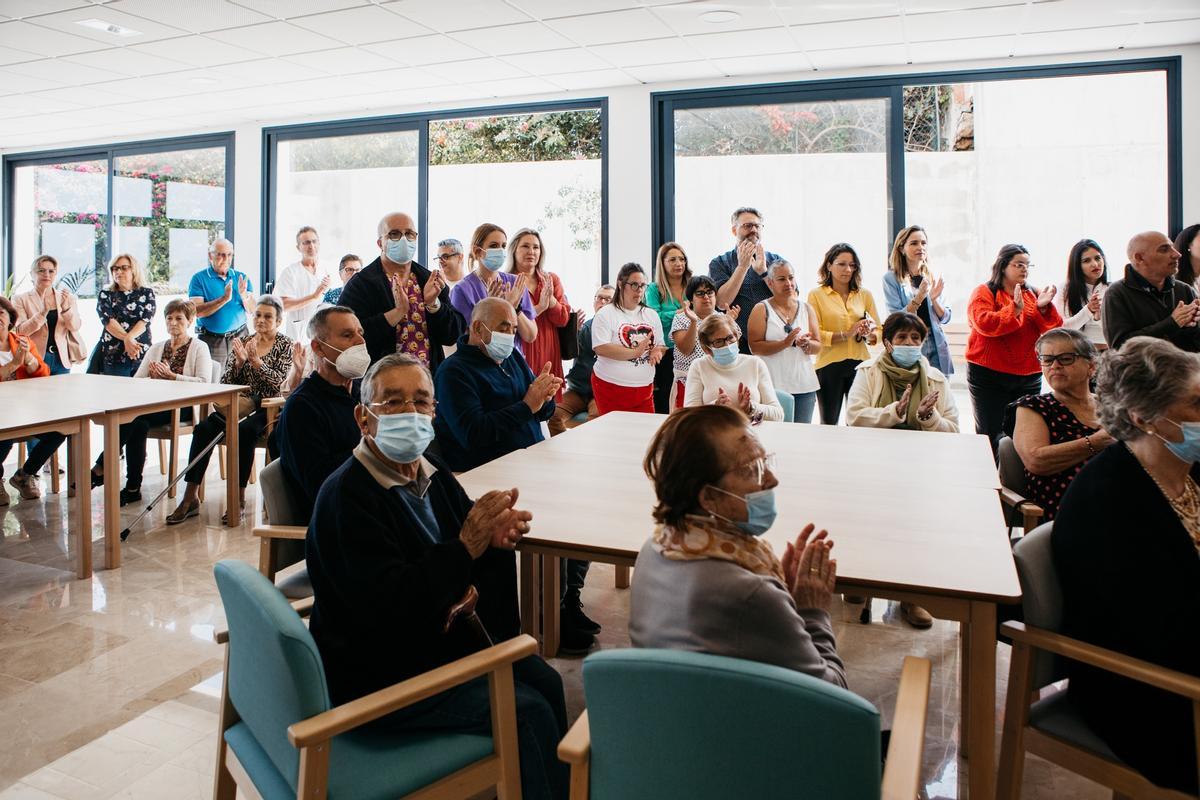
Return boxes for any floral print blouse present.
[97,287,155,369]
[220,333,294,401]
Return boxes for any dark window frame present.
[2,131,236,288]
[262,97,609,287]
[651,56,1182,263]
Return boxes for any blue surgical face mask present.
[385,236,417,265]
[1155,418,1200,463]
[708,484,778,537]
[889,345,922,369]
[481,323,515,362]
[368,410,434,464]
[482,248,506,272]
[711,343,738,366]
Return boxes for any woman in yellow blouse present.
[807,243,883,425]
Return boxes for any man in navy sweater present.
[433,297,560,472]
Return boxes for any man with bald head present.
[1103,230,1199,351]
[188,238,256,366]
[339,211,463,372]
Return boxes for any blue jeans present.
[43,350,70,375]
[374,654,568,800]
[791,391,817,424]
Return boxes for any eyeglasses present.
[624,282,647,290]
[434,253,459,262]
[368,397,437,414]
[692,289,715,298]
[738,222,763,230]
[211,252,233,259]
[1037,352,1086,366]
[1011,263,1035,270]
[729,452,777,486]
[110,265,132,272]
[298,239,319,247]
[708,333,739,348]
[385,230,419,242]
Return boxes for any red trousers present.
[590,373,654,415]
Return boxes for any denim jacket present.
[881,270,953,374]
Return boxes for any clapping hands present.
[523,362,563,412]
[460,488,533,557]
[781,524,836,611]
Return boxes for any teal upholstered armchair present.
[559,648,931,800]
[212,559,536,800]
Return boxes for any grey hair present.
[766,259,793,278]
[306,304,355,341]
[437,238,463,254]
[595,283,616,294]
[470,296,512,325]
[1035,327,1098,362]
[730,206,762,225]
[255,294,284,319]
[1096,336,1200,441]
[209,238,233,255]
[361,353,430,406]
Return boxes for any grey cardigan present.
[628,539,847,688]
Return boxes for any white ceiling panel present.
[684,27,799,55]
[4,57,128,85]
[710,50,813,76]
[511,0,642,18]
[86,72,234,101]
[213,56,328,84]
[353,65,454,90]
[287,74,380,99]
[543,68,637,90]
[452,22,574,55]
[288,5,431,45]
[808,42,908,69]
[545,8,676,44]
[790,15,904,49]
[29,6,188,46]
[382,0,533,32]
[425,56,529,82]
[503,47,612,74]
[1,90,82,116]
[463,75,566,96]
[1144,2,1200,23]
[905,6,1025,42]
[64,46,192,76]
[649,2,787,36]
[1021,0,1140,33]
[0,0,93,19]
[774,1,900,26]
[623,60,724,82]
[900,0,1022,11]
[229,0,372,18]
[0,20,109,57]
[362,34,486,65]
[352,83,484,110]
[1121,17,1200,48]
[0,69,65,94]
[589,37,704,67]
[206,21,342,56]
[1013,25,1139,57]
[107,0,275,33]
[907,34,1014,63]
[27,83,142,108]
[129,35,257,67]
[0,43,40,64]
[280,45,399,74]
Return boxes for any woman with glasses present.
[747,260,820,423]
[590,263,666,415]
[630,404,846,685]
[684,313,783,422]
[96,253,155,377]
[807,243,883,425]
[1004,327,1113,521]
[646,242,692,413]
[12,255,86,375]
[669,275,729,410]
[967,244,1063,454]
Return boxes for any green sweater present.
[645,283,683,349]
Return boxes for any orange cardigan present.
[3,331,50,380]
[966,284,1063,375]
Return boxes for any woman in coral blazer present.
[12,255,86,374]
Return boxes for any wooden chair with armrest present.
[254,458,310,599]
[559,648,931,800]
[212,559,535,800]
[997,523,1200,799]
[997,435,1044,537]
[217,394,284,486]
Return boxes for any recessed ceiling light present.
[75,18,143,37]
[700,10,740,23]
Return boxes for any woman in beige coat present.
[12,255,86,375]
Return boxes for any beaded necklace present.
[1130,445,1200,553]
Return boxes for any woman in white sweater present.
[684,313,784,422]
[92,299,213,504]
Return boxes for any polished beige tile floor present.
[0,433,1106,799]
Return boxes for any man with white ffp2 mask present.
[276,305,370,519]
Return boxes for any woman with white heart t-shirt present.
[591,262,667,414]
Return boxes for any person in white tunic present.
[684,313,783,422]
[747,259,821,423]
[1055,238,1111,352]
[276,225,333,341]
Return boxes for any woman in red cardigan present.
[509,227,571,402]
[966,244,1063,454]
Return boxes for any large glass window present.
[273,129,419,286]
[904,72,1169,315]
[428,109,603,312]
[673,98,891,291]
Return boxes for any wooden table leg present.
[103,414,121,569]
[614,565,630,589]
[224,394,239,526]
[542,554,561,658]
[71,422,93,579]
[960,619,971,758]
[966,600,998,800]
[520,550,539,642]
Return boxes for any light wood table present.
[457,411,1018,800]
[2,375,245,577]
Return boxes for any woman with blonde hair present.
[647,241,692,412]
[96,253,155,376]
[881,225,952,375]
[449,222,537,346]
[12,255,86,375]
[508,227,570,400]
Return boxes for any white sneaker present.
[9,472,41,500]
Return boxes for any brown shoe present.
[166,500,200,525]
[900,602,933,629]
[9,471,41,500]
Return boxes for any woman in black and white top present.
[590,262,666,415]
[747,260,821,423]
[167,296,292,525]
[1055,238,1110,351]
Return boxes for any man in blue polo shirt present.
[710,206,785,352]
[188,238,257,367]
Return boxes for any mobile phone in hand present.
[911,274,924,289]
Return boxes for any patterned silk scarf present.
[652,514,785,582]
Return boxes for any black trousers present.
[967,362,1042,457]
[0,434,65,477]
[652,355,674,415]
[184,410,266,489]
[815,359,861,425]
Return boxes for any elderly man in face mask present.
[306,353,568,800]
